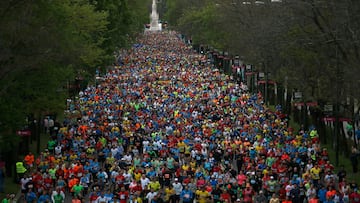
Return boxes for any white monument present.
[149,0,162,31]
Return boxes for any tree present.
[90,0,150,56]
[177,3,227,49]
[0,0,107,156]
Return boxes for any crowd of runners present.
[8,31,360,203]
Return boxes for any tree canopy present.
[0,0,150,151]
[163,0,360,109]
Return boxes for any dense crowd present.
[9,31,360,203]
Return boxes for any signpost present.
[294,91,302,100]
[324,104,334,115]
[322,117,351,122]
[16,130,31,137]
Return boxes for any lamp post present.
[209,47,214,66]
[224,51,230,74]
[213,49,219,69]
[34,119,40,154]
[335,45,340,167]
[294,90,307,130]
[294,91,303,124]
[219,51,224,71]
[260,61,269,105]
[284,76,288,114]
[252,66,257,94]
[258,71,265,98]
[234,55,240,83]
[335,101,340,166]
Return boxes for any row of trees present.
[162,0,360,105]
[0,0,150,162]
[161,0,360,156]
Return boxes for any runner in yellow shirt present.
[164,185,175,202]
[195,188,211,203]
[310,164,321,187]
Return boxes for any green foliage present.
[163,0,204,28]
[0,0,149,152]
[91,0,150,52]
[163,0,184,26]
[177,3,225,48]
[0,0,106,126]
[163,0,360,106]
[128,0,151,31]
[164,1,226,49]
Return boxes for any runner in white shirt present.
[142,140,150,153]
[110,168,119,185]
[20,176,31,193]
[111,146,119,157]
[145,189,158,203]
[140,174,150,190]
[55,145,62,155]
[96,192,108,203]
[285,183,294,197]
[123,153,132,165]
[123,171,132,187]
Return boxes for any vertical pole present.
[304,103,307,130]
[36,118,40,155]
[254,72,258,94]
[352,98,357,147]
[251,73,254,93]
[335,103,339,166]
[335,34,340,167]
[284,76,288,114]
[265,72,268,105]
[353,121,357,147]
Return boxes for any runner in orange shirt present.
[308,195,319,203]
[68,176,79,193]
[24,152,35,168]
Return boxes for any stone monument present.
[149,0,161,31]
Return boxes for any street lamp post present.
[335,101,340,166]
[258,71,265,99]
[234,55,240,81]
[294,91,303,124]
[34,119,40,155]
[224,52,230,74]
[213,49,219,69]
[304,101,308,130]
[333,26,341,166]
[251,66,257,94]
[335,47,340,167]
[219,51,224,72]
[261,62,269,105]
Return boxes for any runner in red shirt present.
[220,190,232,203]
[350,190,360,203]
[243,186,254,203]
[118,186,129,203]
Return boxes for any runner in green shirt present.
[53,193,64,203]
[48,140,57,152]
[1,199,9,203]
[49,167,57,180]
[72,183,84,197]
[1,195,9,203]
